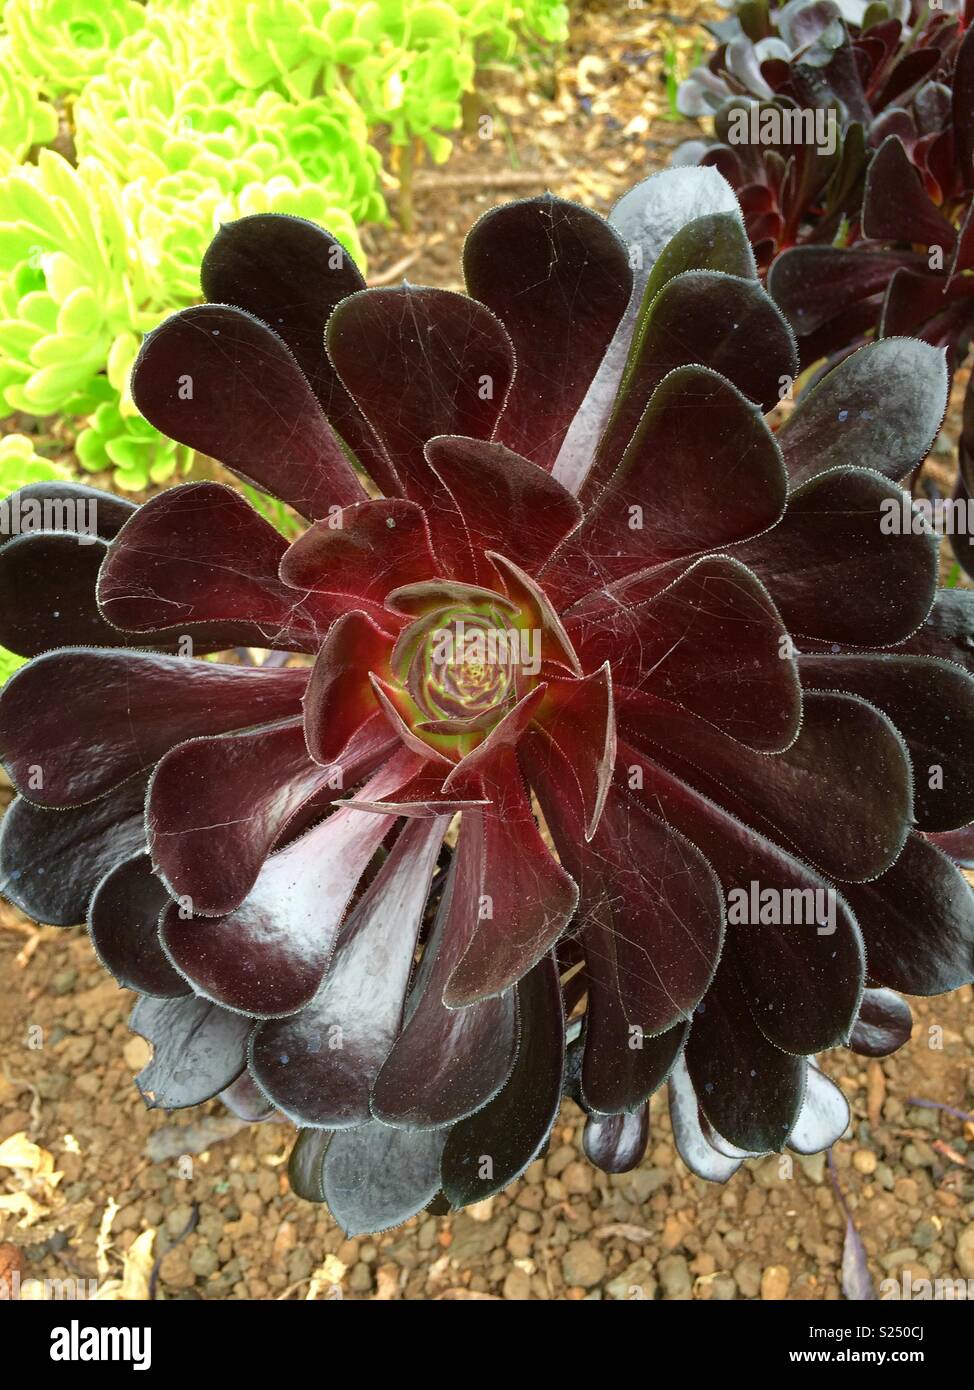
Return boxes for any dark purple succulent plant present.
[675,0,969,269]
[1,166,973,1236]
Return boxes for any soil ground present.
[1,0,973,1302]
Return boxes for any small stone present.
[562,1240,606,1289]
[502,1268,533,1300]
[760,1265,790,1300]
[912,1219,938,1252]
[562,1161,593,1196]
[657,1254,692,1300]
[123,1036,152,1072]
[734,1258,762,1298]
[189,1244,219,1279]
[52,968,77,996]
[956,1225,974,1279]
[606,1259,657,1301]
[158,1246,195,1291]
[349,1263,373,1292]
[852,1149,877,1176]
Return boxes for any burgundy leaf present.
[463,195,632,469]
[424,435,582,582]
[619,688,912,882]
[279,498,437,603]
[199,212,397,493]
[566,555,801,753]
[325,285,515,505]
[524,729,722,1059]
[249,816,447,1126]
[148,715,393,915]
[686,954,806,1153]
[862,135,957,248]
[800,653,974,831]
[303,611,393,766]
[370,812,519,1127]
[132,304,366,518]
[159,752,418,1016]
[621,743,865,1054]
[848,987,913,1057]
[89,854,189,997]
[442,753,578,1006]
[441,952,566,1207]
[553,171,745,494]
[0,648,308,807]
[840,833,974,995]
[735,468,937,646]
[585,269,797,498]
[545,365,787,603]
[98,482,338,651]
[777,338,949,486]
[0,775,148,926]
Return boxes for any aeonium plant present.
[1,168,973,1237]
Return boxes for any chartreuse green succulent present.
[0,0,567,491]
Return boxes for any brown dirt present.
[1,0,973,1302]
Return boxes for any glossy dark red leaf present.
[443,754,577,1007]
[545,365,786,603]
[441,952,565,1207]
[132,304,366,518]
[148,715,393,915]
[585,269,797,498]
[621,743,865,1055]
[524,729,722,1062]
[249,816,447,1126]
[553,181,748,495]
[424,435,582,583]
[303,611,393,766]
[370,812,519,1127]
[463,195,632,470]
[0,648,308,807]
[848,987,913,1058]
[735,468,937,646]
[619,688,912,883]
[566,555,801,753]
[862,135,957,248]
[200,213,397,493]
[0,775,148,926]
[326,285,515,505]
[98,482,337,651]
[686,954,806,1153]
[279,498,437,606]
[840,833,974,995]
[777,338,949,486]
[159,752,418,1016]
[89,854,189,997]
[800,653,974,831]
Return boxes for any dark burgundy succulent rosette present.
[675,0,969,270]
[2,167,973,1236]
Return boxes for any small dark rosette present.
[1,164,972,1235]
